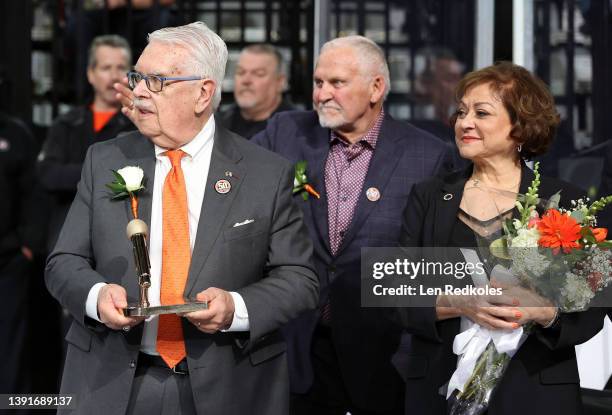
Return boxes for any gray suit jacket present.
[45,123,318,415]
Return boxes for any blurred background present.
[1,0,607,191]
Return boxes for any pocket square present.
[233,219,254,227]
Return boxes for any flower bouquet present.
[448,163,612,415]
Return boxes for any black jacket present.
[253,110,453,411]
[219,98,295,139]
[37,107,134,250]
[0,113,46,266]
[394,163,606,415]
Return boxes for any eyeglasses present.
[127,71,204,92]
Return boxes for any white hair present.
[319,35,391,100]
[148,21,228,110]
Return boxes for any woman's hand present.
[489,282,558,327]
[436,293,521,330]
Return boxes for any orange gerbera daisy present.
[537,209,581,254]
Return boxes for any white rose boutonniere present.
[106,166,146,218]
[117,166,144,192]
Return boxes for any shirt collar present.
[155,114,216,160]
[329,108,385,149]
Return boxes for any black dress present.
[393,163,607,415]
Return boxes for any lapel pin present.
[215,179,231,194]
[366,187,381,202]
[0,138,10,152]
[443,193,453,201]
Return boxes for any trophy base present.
[124,301,208,317]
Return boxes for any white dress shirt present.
[85,115,249,355]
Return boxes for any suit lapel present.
[135,151,155,228]
[118,133,156,229]
[431,163,533,244]
[425,162,535,245]
[304,125,332,254]
[433,167,472,245]
[184,125,245,297]
[334,117,403,255]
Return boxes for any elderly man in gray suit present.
[45,22,318,415]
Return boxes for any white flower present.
[510,247,550,278]
[117,166,144,192]
[510,228,540,248]
[561,272,595,311]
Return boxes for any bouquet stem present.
[450,342,511,415]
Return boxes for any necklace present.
[468,175,520,191]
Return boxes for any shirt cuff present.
[222,291,250,332]
[85,282,107,322]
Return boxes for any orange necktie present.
[157,149,191,368]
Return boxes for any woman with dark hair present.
[395,62,605,414]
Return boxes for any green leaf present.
[502,218,512,236]
[598,241,612,249]
[579,227,598,245]
[490,237,510,259]
[571,209,585,223]
[111,192,129,200]
[295,161,307,178]
[546,191,561,210]
[515,200,524,211]
[106,183,127,193]
[111,169,126,185]
[293,185,304,194]
[301,191,309,201]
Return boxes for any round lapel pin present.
[443,193,453,201]
[366,187,381,202]
[215,179,231,194]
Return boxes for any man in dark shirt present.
[220,44,294,138]
[38,35,135,250]
[0,111,45,394]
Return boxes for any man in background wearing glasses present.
[46,22,318,415]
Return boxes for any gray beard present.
[316,110,346,129]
